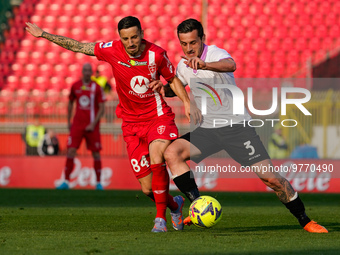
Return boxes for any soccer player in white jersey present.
[164,19,328,233]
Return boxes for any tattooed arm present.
[25,22,95,56]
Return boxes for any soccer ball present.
[189,196,222,228]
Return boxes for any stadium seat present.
[15,51,30,64]
[308,38,321,52]
[252,38,266,51]
[34,3,48,16]
[266,38,280,52]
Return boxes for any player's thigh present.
[167,133,201,160]
[147,115,179,163]
[222,125,270,167]
[149,139,171,164]
[187,128,223,163]
[84,128,102,152]
[67,127,84,149]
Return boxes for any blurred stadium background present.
[0,0,339,159]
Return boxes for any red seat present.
[260,26,273,38]
[30,15,42,26]
[232,26,245,39]
[302,25,314,39]
[19,76,34,91]
[34,3,48,16]
[308,38,321,52]
[288,26,300,38]
[246,26,260,38]
[274,26,287,39]
[281,38,294,51]
[238,38,252,52]
[252,38,266,51]
[223,38,238,52]
[20,39,34,52]
[35,76,49,91]
[328,25,340,39]
[15,51,30,64]
[266,38,280,51]
[42,15,57,30]
[295,37,307,51]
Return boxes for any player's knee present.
[67,148,77,158]
[164,146,182,164]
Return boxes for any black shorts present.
[181,125,270,166]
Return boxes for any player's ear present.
[202,34,206,43]
[140,29,144,39]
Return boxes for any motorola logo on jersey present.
[79,95,90,107]
[130,76,150,94]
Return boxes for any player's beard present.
[127,45,139,56]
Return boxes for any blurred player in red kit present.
[26,16,190,232]
[57,63,106,190]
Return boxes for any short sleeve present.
[94,41,114,62]
[209,46,233,62]
[68,84,76,101]
[96,85,106,103]
[158,52,175,82]
[176,62,188,86]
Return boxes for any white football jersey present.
[176,44,251,128]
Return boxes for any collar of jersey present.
[200,44,208,61]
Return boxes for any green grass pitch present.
[0,189,339,255]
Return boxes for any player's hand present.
[181,55,206,70]
[25,22,44,37]
[85,123,95,132]
[190,101,202,125]
[184,102,191,123]
[149,79,165,97]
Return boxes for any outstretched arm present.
[25,22,95,56]
[181,56,236,72]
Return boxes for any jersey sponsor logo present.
[118,61,131,68]
[130,76,150,94]
[129,59,147,66]
[81,85,91,91]
[101,41,113,48]
[79,95,90,107]
[197,82,223,106]
[157,125,166,134]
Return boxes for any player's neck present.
[82,79,91,85]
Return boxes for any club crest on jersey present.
[101,41,113,48]
[157,125,166,134]
[148,64,156,79]
[130,76,150,94]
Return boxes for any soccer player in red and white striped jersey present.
[26,16,190,232]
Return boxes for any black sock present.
[173,171,200,203]
[284,195,311,227]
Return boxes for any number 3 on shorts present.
[244,140,255,156]
[131,155,150,172]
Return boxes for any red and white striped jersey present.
[69,80,106,128]
[94,39,175,122]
